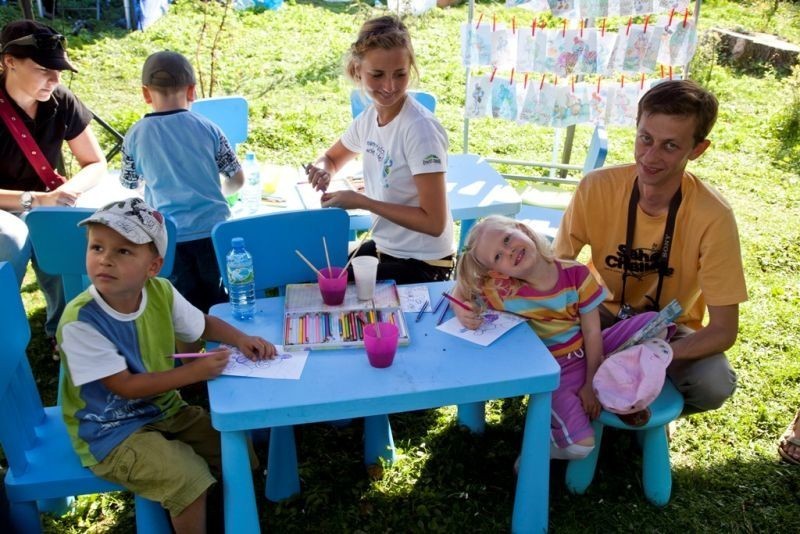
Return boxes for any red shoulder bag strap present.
[0,87,66,191]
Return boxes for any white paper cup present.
[351,256,379,301]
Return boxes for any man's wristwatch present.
[20,191,33,212]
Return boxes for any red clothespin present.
[571,76,575,93]
[668,8,675,28]
[489,66,498,83]
[475,12,483,30]
[620,75,625,88]
[669,65,673,80]
[596,75,602,93]
[580,19,584,38]
[493,13,496,32]
[683,8,689,28]
[554,75,558,86]
[601,18,606,37]
[540,73,546,90]
[562,18,567,37]
[643,15,649,33]
[510,68,515,85]
[660,64,665,78]
[640,73,645,89]
[531,17,537,37]
[524,72,529,89]
[512,16,516,35]
[626,17,632,36]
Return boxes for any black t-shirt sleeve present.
[56,85,94,141]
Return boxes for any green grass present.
[2,0,799,531]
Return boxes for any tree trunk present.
[712,27,800,73]
[20,0,35,19]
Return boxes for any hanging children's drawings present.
[222,346,309,380]
[517,80,540,124]
[466,74,491,118]
[547,0,577,19]
[580,0,609,19]
[436,311,526,347]
[461,23,493,66]
[506,0,549,11]
[491,26,517,70]
[492,76,519,120]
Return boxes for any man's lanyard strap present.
[0,87,65,191]
[620,177,682,312]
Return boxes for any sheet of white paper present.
[397,285,430,313]
[435,311,526,346]
[221,345,308,380]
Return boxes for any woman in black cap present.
[0,19,106,348]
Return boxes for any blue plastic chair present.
[211,208,369,501]
[191,96,249,150]
[24,207,178,303]
[565,379,684,506]
[350,89,437,118]
[211,208,350,296]
[515,124,608,241]
[0,262,171,533]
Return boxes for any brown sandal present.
[778,409,800,465]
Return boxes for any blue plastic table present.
[208,281,558,533]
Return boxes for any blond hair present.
[345,15,419,86]
[455,215,554,306]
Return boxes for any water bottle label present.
[228,266,254,284]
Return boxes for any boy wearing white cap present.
[121,50,245,313]
[57,197,275,532]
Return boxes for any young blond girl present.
[452,216,604,459]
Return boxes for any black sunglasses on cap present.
[1,32,66,53]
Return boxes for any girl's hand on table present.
[452,299,483,330]
[321,190,364,210]
[237,335,277,361]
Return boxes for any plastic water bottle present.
[242,152,262,215]
[226,237,256,320]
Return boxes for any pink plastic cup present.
[363,322,400,368]
[317,266,347,306]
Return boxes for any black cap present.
[141,51,196,88]
[0,20,77,73]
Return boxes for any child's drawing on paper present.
[597,31,619,76]
[491,27,516,70]
[222,346,309,380]
[547,0,576,19]
[517,82,540,124]
[573,32,599,75]
[437,311,526,347]
[532,82,556,126]
[622,26,649,72]
[668,19,697,65]
[516,32,537,73]
[460,24,492,66]
[492,79,518,120]
[633,0,653,15]
[580,0,608,18]
[553,30,582,77]
[466,75,491,118]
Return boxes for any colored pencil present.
[431,293,446,314]
[436,301,450,326]
[415,300,429,322]
[171,352,209,359]
[441,292,472,312]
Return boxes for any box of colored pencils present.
[282,280,410,351]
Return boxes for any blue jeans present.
[0,210,64,337]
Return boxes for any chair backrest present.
[582,124,609,176]
[24,207,178,302]
[350,89,437,118]
[191,96,249,149]
[0,261,41,476]
[211,208,350,295]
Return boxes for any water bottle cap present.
[231,237,245,249]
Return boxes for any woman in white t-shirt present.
[305,15,454,284]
